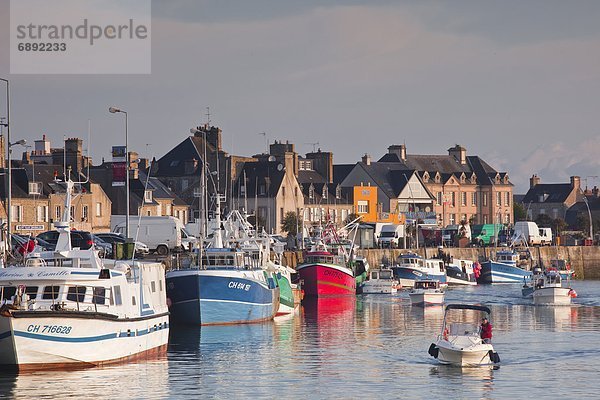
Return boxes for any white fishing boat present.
[0,179,169,371]
[446,259,478,286]
[522,268,576,305]
[428,304,500,367]
[361,269,399,294]
[409,279,445,306]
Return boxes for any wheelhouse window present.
[92,287,107,305]
[25,286,39,299]
[42,286,60,300]
[67,286,87,302]
[113,286,122,306]
[1,287,16,300]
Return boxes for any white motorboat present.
[446,259,478,286]
[0,179,169,371]
[428,304,500,367]
[361,269,399,294]
[409,279,445,306]
[523,268,576,305]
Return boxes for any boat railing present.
[1,284,112,313]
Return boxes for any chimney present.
[306,149,333,183]
[388,144,406,161]
[362,154,371,165]
[570,176,580,190]
[530,174,540,189]
[448,144,467,165]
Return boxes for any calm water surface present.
[2,281,600,399]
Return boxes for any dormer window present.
[144,190,153,203]
[470,173,477,184]
[336,185,341,200]
[422,172,429,183]
[28,182,42,195]
[503,175,509,184]
[495,174,500,183]
[434,173,441,183]
[322,185,327,199]
[460,173,466,184]
[309,184,315,200]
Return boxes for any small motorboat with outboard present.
[428,304,500,367]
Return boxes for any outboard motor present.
[428,343,439,358]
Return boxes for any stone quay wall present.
[282,246,600,280]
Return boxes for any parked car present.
[95,232,150,255]
[91,234,113,257]
[36,230,94,250]
[15,234,56,251]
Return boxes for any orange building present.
[353,185,405,224]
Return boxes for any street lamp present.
[7,139,27,234]
[109,106,129,239]
[0,78,11,237]
[582,196,593,241]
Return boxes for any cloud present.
[510,137,600,193]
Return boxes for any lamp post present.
[7,139,27,233]
[109,107,129,239]
[583,196,593,241]
[0,78,11,236]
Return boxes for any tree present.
[344,213,360,225]
[534,214,553,228]
[281,211,299,236]
[513,202,526,221]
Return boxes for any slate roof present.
[377,152,511,187]
[0,165,93,199]
[332,164,355,185]
[154,136,216,177]
[301,182,353,205]
[522,183,579,204]
[233,161,286,198]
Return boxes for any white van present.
[511,221,552,246]
[378,224,404,248]
[111,215,196,255]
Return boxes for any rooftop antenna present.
[205,106,211,127]
[305,142,320,152]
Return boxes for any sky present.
[0,0,599,193]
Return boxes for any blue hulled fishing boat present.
[477,250,532,284]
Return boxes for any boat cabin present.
[370,269,394,280]
[200,248,262,269]
[495,250,518,266]
[414,280,440,290]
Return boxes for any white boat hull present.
[437,346,494,367]
[446,276,477,286]
[0,312,169,370]
[361,281,398,294]
[533,287,572,305]
[409,291,445,306]
[435,338,495,367]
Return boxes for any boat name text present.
[228,281,251,291]
[27,324,72,334]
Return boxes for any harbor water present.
[2,282,600,399]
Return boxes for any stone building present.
[375,144,513,226]
[522,175,583,221]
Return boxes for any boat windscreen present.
[445,304,491,314]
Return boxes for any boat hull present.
[391,267,446,288]
[274,273,298,316]
[477,261,532,284]
[446,266,477,286]
[409,292,444,306]
[166,270,279,325]
[435,339,495,367]
[361,281,398,294]
[533,287,572,305]
[437,346,494,367]
[296,263,356,297]
[0,312,169,371]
